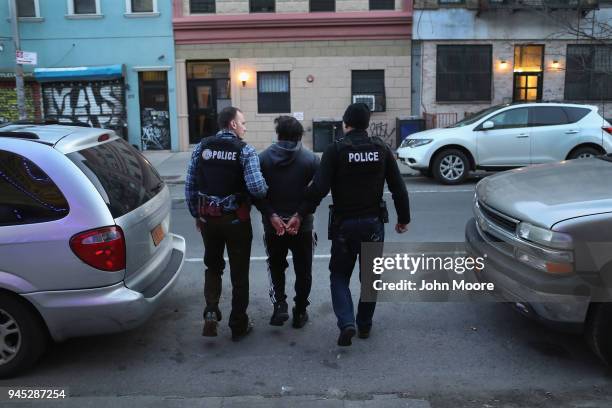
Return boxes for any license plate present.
[151,224,165,247]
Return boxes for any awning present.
[34,64,124,82]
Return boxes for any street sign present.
[16,50,37,65]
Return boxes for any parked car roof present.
[0,123,114,151]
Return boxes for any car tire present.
[432,149,470,185]
[586,303,612,366]
[0,294,48,379]
[568,146,601,160]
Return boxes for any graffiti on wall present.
[0,84,41,124]
[141,108,170,150]
[42,81,126,137]
[369,121,396,148]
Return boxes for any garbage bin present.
[313,120,343,153]
[396,117,426,148]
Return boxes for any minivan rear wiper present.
[151,181,165,194]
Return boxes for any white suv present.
[397,103,612,184]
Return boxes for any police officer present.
[293,103,410,346]
[185,106,267,341]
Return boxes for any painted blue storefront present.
[0,1,179,151]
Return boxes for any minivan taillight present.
[70,226,126,272]
[603,127,612,135]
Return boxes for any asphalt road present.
[2,176,612,407]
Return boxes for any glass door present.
[188,79,218,144]
[513,72,543,102]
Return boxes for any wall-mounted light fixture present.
[239,72,249,87]
[499,59,508,69]
[552,60,560,69]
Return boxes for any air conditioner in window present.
[352,95,375,111]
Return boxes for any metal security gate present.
[41,79,127,139]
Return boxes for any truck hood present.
[476,157,612,229]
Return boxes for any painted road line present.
[185,254,332,263]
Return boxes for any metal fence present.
[424,112,459,129]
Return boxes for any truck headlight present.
[400,138,433,148]
[517,222,573,250]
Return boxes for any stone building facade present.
[173,0,413,151]
[412,1,612,124]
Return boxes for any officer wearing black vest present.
[185,107,268,341]
[294,103,410,346]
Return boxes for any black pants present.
[329,216,384,330]
[264,230,316,312]
[200,214,253,333]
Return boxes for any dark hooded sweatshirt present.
[257,140,320,233]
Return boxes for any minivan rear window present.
[67,138,164,218]
[0,150,69,226]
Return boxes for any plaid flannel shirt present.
[185,130,268,218]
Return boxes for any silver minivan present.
[0,123,185,378]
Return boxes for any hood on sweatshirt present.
[267,140,302,167]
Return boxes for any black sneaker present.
[270,301,289,326]
[337,326,356,347]
[231,320,254,342]
[358,327,371,339]
[202,312,218,337]
[292,308,309,329]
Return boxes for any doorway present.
[186,61,231,144]
[513,45,544,102]
[188,79,217,144]
[513,72,543,102]
[139,71,170,150]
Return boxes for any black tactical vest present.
[332,135,387,217]
[196,135,247,197]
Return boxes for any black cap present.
[342,103,371,130]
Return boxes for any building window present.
[190,0,215,13]
[565,45,612,101]
[257,72,290,114]
[310,0,334,12]
[16,0,39,17]
[439,0,464,4]
[250,0,275,13]
[436,45,492,102]
[126,0,157,13]
[369,0,394,10]
[351,70,386,112]
[71,0,99,14]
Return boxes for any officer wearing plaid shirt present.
[185,106,267,341]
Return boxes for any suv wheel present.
[433,149,469,185]
[586,303,612,366]
[0,295,48,378]
[569,146,601,160]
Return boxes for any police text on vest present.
[348,152,379,163]
[203,149,238,161]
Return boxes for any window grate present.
[436,45,492,102]
[190,0,215,13]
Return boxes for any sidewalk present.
[6,394,431,408]
[143,150,419,185]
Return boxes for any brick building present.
[173,0,413,151]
